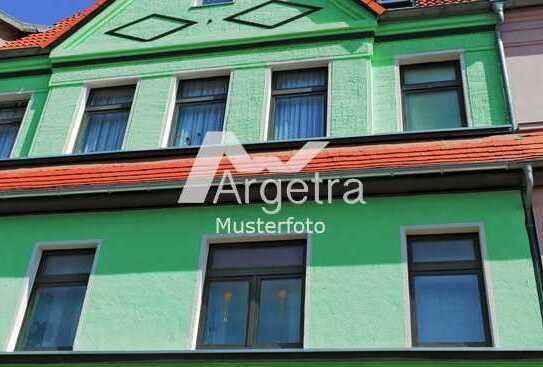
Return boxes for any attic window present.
[376,0,414,9]
[198,0,234,6]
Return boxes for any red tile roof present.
[415,0,478,7]
[0,0,110,51]
[1,131,542,194]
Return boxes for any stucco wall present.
[503,7,543,126]
[0,191,540,351]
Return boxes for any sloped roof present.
[0,0,110,51]
[1,130,542,194]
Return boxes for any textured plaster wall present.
[0,73,50,158]
[0,191,540,351]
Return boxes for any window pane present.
[202,281,249,346]
[202,0,232,5]
[414,274,487,344]
[256,278,302,345]
[411,237,477,263]
[78,111,129,153]
[403,64,457,85]
[20,285,86,350]
[0,123,20,159]
[88,87,134,107]
[274,69,327,90]
[173,101,225,147]
[273,94,325,140]
[42,253,94,276]
[0,104,26,122]
[211,245,305,270]
[405,90,463,131]
[179,78,228,99]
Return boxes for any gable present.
[51,0,378,62]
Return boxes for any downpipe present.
[522,164,543,324]
[492,1,518,130]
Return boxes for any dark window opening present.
[407,234,492,347]
[170,77,229,147]
[197,241,306,349]
[75,86,135,154]
[0,101,27,159]
[270,68,327,141]
[401,61,467,132]
[17,249,95,351]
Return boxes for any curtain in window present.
[272,69,327,141]
[273,95,325,141]
[0,123,19,159]
[78,111,129,153]
[173,78,228,147]
[88,87,134,107]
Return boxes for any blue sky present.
[0,0,96,26]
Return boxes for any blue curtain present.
[79,111,129,153]
[272,69,326,140]
[0,123,19,159]
[273,94,325,141]
[173,78,228,147]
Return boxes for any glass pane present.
[172,101,225,147]
[403,64,457,85]
[202,0,231,4]
[78,111,129,153]
[0,104,26,122]
[256,278,302,345]
[411,237,477,263]
[405,90,463,131]
[414,274,487,344]
[179,78,228,99]
[0,123,20,159]
[211,244,305,270]
[273,94,325,140]
[274,69,327,90]
[202,281,249,346]
[20,285,86,350]
[42,252,94,276]
[88,87,135,107]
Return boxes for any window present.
[407,234,492,347]
[200,0,233,5]
[0,101,27,159]
[376,0,414,9]
[198,241,306,349]
[75,86,135,153]
[170,77,229,147]
[270,68,327,141]
[401,61,467,132]
[17,249,95,351]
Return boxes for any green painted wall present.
[0,71,50,158]
[0,191,540,351]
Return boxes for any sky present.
[0,0,96,26]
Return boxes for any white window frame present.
[190,233,312,350]
[5,240,102,352]
[65,78,140,154]
[0,93,33,159]
[400,223,497,347]
[263,59,331,142]
[394,50,473,132]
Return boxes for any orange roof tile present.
[0,0,111,51]
[1,131,542,193]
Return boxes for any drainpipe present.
[522,165,543,324]
[492,1,517,130]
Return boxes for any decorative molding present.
[105,14,197,42]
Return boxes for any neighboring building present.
[0,10,48,44]
[0,0,543,366]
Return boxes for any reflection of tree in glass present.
[223,290,233,322]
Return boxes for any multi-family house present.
[1,0,543,365]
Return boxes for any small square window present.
[16,249,95,351]
[401,61,467,132]
[0,101,27,159]
[407,234,492,347]
[74,86,135,154]
[198,241,306,349]
[269,68,328,141]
